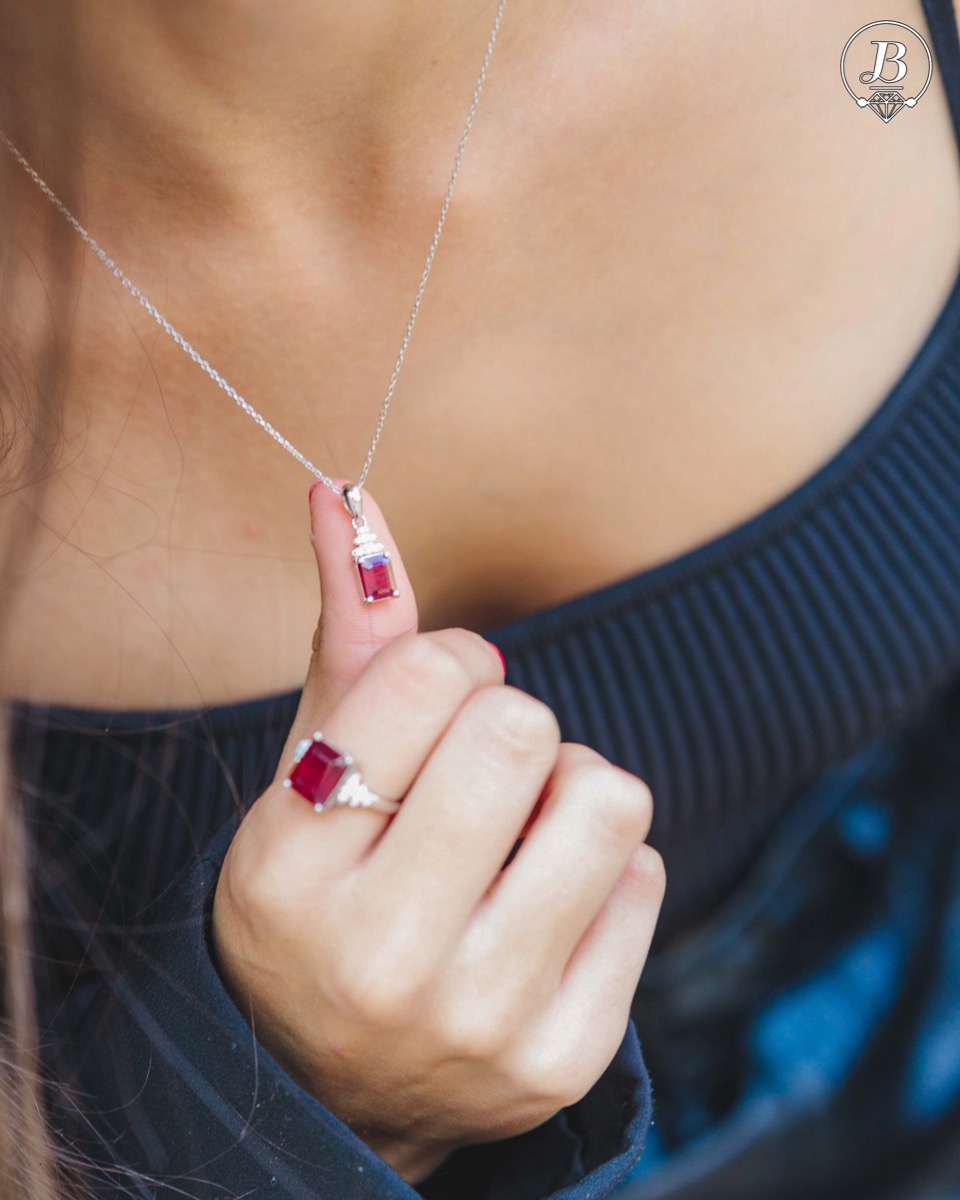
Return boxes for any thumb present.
[303,479,419,722]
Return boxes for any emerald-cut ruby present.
[357,553,398,604]
[288,738,348,808]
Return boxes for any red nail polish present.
[487,641,507,676]
[309,479,322,503]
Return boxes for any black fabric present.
[51,816,651,1200]
[14,701,652,1198]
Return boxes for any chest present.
[6,0,960,706]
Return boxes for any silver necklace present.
[0,0,508,605]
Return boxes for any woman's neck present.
[0,0,531,230]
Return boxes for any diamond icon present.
[868,92,905,122]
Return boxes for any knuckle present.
[437,1005,510,1062]
[606,773,654,840]
[473,688,561,763]
[380,633,475,705]
[508,1044,587,1111]
[222,823,290,928]
[574,764,653,844]
[428,627,504,678]
[556,742,605,770]
[624,842,667,902]
[327,950,424,1027]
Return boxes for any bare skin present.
[1,0,958,708]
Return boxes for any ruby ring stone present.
[284,734,352,810]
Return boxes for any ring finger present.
[266,628,505,867]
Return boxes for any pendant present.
[342,484,400,604]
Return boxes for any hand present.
[212,482,665,1183]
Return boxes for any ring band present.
[283,732,401,815]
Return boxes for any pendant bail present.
[342,483,364,521]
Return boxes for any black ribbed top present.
[495,303,960,931]
[12,0,960,956]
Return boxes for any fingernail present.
[308,479,323,503]
[486,640,507,676]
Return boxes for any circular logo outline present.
[840,20,932,114]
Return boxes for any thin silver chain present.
[0,0,508,499]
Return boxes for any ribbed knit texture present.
[494,326,960,931]
[12,0,960,952]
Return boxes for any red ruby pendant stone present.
[357,553,398,604]
[289,739,349,808]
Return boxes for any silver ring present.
[282,731,401,815]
